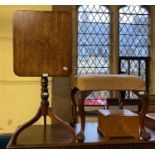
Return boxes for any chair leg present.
[76,91,91,143]
[71,87,79,126]
[76,93,85,143]
[119,91,126,109]
[134,91,150,141]
[139,94,151,140]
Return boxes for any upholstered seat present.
[73,74,145,91]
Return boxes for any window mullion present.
[110,6,120,74]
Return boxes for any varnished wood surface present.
[98,109,140,139]
[9,75,76,145]
[13,11,72,77]
[7,123,155,149]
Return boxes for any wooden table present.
[10,10,75,146]
[7,123,155,149]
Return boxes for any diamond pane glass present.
[77,5,110,105]
[119,5,149,98]
[120,58,148,98]
[119,5,149,57]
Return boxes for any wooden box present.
[98,109,140,139]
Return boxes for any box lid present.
[98,109,138,117]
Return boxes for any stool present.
[71,74,150,142]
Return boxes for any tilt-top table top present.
[13,10,72,77]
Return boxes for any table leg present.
[47,107,76,143]
[9,106,42,145]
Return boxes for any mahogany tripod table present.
[9,10,76,146]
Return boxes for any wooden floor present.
[7,123,155,149]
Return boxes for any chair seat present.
[73,74,145,91]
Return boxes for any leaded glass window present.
[77,5,110,105]
[119,5,150,98]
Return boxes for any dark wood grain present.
[13,11,72,77]
[7,123,155,149]
[9,74,76,145]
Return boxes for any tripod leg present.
[9,106,42,145]
[47,107,76,143]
